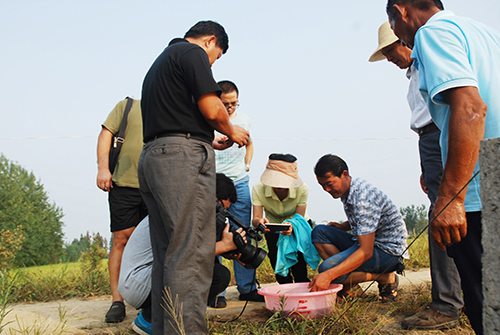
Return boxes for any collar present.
[341,178,354,205]
[406,63,418,79]
[426,10,455,24]
[168,38,188,46]
[264,185,297,201]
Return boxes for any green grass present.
[1,233,473,335]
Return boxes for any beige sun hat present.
[260,155,303,189]
[369,21,399,62]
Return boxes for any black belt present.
[149,132,210,144]
[417,122,438,136]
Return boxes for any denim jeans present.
[311,225,402,283]
[228,176,257,294]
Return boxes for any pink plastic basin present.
[258,282,343,319]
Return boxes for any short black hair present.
[268,153,297,163]
[314,154,349,178]
[386,0,443,21]
[218,80,239,95]
[216,173,237,203]
[184,20,229,54]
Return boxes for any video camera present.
[215,202,267,269]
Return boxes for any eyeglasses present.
[222,101,239,109]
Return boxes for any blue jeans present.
[218,176,256,295]
[311,225,402,283]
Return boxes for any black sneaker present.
[208,296,227,308]
[105,301,126,323]
[239,289,265,302]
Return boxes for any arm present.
[96,127,114,192]
[431,86,487,250]
[198,92,249,147]
[252,204,270,228]
[309,232,375,292]
[244,141,254,171]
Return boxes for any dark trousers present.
[419,129,463,318]
[265,231,309,284]
[447,211,483,335]
[138,136,215,335]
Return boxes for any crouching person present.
[309,154,408,301]
[118,174,245,335]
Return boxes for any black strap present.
[115,97,134,141]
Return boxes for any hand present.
[430,196,467,250]
[327,221,350,231]
[257,218,271,233]
[280,222,293,236]
[96,169,113,192]
[228,125,249,148]
[213,135,233,150]
[420,174,429,195]
[220,223,238,251]
[308,272,333,292]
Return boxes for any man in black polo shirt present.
[138,21,249,335]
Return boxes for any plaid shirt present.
[341,178,408,258]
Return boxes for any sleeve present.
[252,184,263,206]
[102,99,126,134]
[296,184,309,206]
[180,47,221,101]
[414,23,478,105]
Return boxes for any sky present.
[1,0,499,243]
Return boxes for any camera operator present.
[118,174,247,335]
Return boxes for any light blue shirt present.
[412,10,500,211]
[215,112,252,181]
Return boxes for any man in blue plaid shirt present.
[309,154,408,302]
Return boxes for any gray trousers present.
[138,136,216,335]
[419,129,463,318]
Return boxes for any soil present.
[3,269,473,334]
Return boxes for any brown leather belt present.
[417,122,438,136]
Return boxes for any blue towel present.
[275,213,322,277]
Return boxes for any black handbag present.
[109,97,134,174]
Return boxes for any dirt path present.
[3,269,455,334]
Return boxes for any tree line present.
[0,154,107,268]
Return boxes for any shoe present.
[402,305,459,330]
[239,289,265,302]
[208,296,227,308]
[105,301,126,323]
[378,274,399,302]
[132,311,152,335]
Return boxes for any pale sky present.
[1,0,499,242]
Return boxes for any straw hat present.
[369,21,399,62]
[260,154,303,189]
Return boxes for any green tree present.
[400,204,428,236]
[0,154,64,267]
[62,231,108,263]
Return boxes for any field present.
[1,234,473,334]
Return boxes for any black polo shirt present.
[141,38,221,144]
